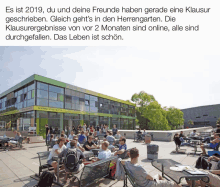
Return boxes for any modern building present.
[0,75,136,138]
[181,104,220,128]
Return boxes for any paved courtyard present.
[0,139,201,187]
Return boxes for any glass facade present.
[0,111,35,134]
[0,79,136,135]
[0,82,35,111]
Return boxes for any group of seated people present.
[46,128,127,182]
[1,130,22,149]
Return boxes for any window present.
[90,101,96,107]
[80,93,85,98]
[37,82,48,91]
[85,100,90,106]
[37,98,48,107]
[23,87,28,93]
[85,94,90,100]
[37,111,48,118]
[49,100,64,108]
[65,102,71,109]
[65,88,71,96]
[65,95,72,103]
[24,101,27,108]
[49,85,64,94]
[49,92,57,100]
[75,91,80,97]
[18,89,23,96]
[27,99,34,107]
[28,82,35,91]
[0,103,2,109]
[37,90,48,99]
[49,112,58,118]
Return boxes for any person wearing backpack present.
[47,137,66,176]
[59,140,85,182]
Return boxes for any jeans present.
[203,137,211,143]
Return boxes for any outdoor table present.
[83,151,94,159]
[91,149,100,156]
[187,140,202,156]
[151,159,209,187]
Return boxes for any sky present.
[0,46,220,110]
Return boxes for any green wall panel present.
[37,118,48,139]
[34,75,66,88]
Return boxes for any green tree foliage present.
[131,91,170,130]
[131,91,184,130]
[166,107,184,130]
[188,119,194,125]
[216,118,220,124]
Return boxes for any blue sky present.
[0,46,220,109]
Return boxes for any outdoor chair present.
[172,137,186,154]
[120,162,139,187]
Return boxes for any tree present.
[188,119,194,126]
[216,118,220,125]
[131,91,170,130]
[166,107,184,129]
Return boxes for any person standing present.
[83,123,87,131]
[112,124,118,136]
[45,124,49,145]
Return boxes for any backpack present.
[36,171,54,187]
[64,148,79,172]
[195,156,212,170]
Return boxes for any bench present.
[120,162,138,187]
[46,140,56,151]
[57,155,118,186]
[36,151,63,177]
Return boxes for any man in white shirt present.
[47,137,67,175]
[190,130,197,137]
[68,130,75,140]
[92,141,111,162]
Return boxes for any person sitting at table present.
[78,131,87,144]
[121,148,181,187]
[89,141,111,163]
[83,135,100,151]
[59,140,85,182]
[68,130,75,140]
[203,125,220,143]
[47,137,66,176]
[191,130,197,137]
[200,133,220,155]
[8,132,21,147]
[114,137,127,156]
